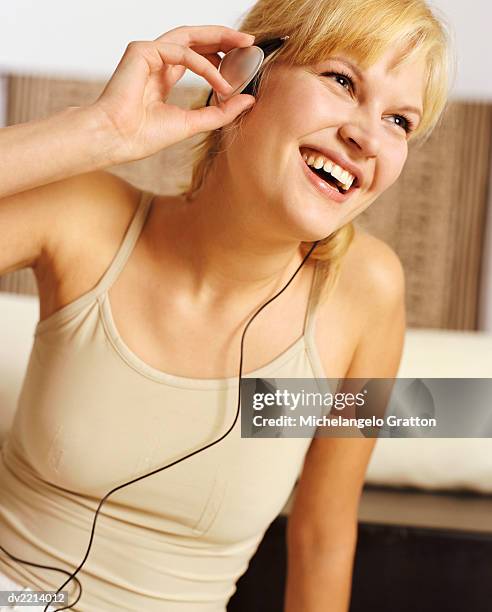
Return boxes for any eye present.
[389,114,415,134]
[321,71,355,93]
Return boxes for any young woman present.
[0,0,452,610]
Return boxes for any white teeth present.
[302,148,356,191]
[328,163,353,188]
[323,160,334,174]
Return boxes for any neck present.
[157,161,314,307]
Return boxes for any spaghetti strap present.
[304,258,331,380]
[94,190,154,296]
[35,190,154,335]
[303,258,324,336]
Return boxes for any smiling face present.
[220,43,428,241]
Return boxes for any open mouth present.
[301,148,358,194]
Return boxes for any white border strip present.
[478,151,492,331]
[0,76,7,127]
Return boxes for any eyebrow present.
[327,56,424,120]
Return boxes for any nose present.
[338,115,380,159]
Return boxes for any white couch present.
[1,292,492,493]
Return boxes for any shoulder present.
[36,171,142,277]
[331,226,406,334]
[45,171,141,257]
[314,226,406,379]
[34,171,144,299]
[342,226,405,304]
[340,227,406,378]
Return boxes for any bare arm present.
[0,25,256,201]
[0,106,117,199]
[0,25,256,276]
[284,239,406,612]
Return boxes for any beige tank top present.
[0,190,331,611]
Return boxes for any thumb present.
[184,94,256,137]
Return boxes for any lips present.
[300,152,354,193]
[299,150,356,204]
[299,151,358,204]
[299,145,363,190]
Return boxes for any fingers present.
[121,26,255,99]
[183,94,256,138]
[150,42,234,95]
[156,25,255,54]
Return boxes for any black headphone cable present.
[0,239,320,611]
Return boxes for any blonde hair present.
[182,0,454,301]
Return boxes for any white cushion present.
[0,292,38,441]
[366,328,492,493]
[399,328,492,378]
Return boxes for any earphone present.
[205,36,290,107]
[0,241,319,611]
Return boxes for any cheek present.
[377,149,408,191]
[223,117,277,191]
[255,75,330,136]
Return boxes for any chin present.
[279,194,340,239]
